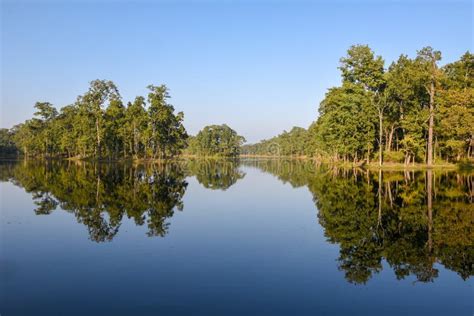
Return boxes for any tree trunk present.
[96,117,101,160]
[387,125,395,152]
[133,121,138,157]
[427,80,435,166]
[378,111,383,167]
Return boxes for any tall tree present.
[125,96,148,158]
[339,45,386,165]
[77,80,121,159]
[147,85,188,159]
[416,47,442,166]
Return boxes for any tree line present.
[243,45,473,166]
[3,81,188,159]
[1,80,246,159]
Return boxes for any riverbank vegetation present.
[243,45,473,167]
[2,45,472,167]
[2,80,247,160]
[6,81,189,160]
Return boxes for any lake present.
[0,159,472,315]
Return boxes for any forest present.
[243,46,473,166]
[0,80,246,159]
[2,81,189,160]
[1,45,473,166]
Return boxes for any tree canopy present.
[2,45,473,165]
[186,124,246,157]
[5,80,188,160]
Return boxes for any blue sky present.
[1,0,472,143]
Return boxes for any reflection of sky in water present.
[0,165,472,316]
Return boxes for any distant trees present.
[187,124,245,157]
[245,45,473,165]
[241,126,309,157]
[7,80,188,160]
[0,128,17,156]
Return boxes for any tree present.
[339,45,386,166]
[189,124,245,157]
[0,128,18,156]
[124,96,148,158]
[6,80,188,160]
[77,80,121,159]
[438,52,474,159]
[416,47,442,166]
[147,85,188,159]
[104,99,127,158]
[317,83,376,163]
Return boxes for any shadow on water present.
[1,158,472,285]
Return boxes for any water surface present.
[0,159,472,315]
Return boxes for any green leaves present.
[189,124,245,157]
[5,80,189,160]
[339,44,385,92]
[245,45,472,164]
[147,84,188,158]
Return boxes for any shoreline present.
[2,155,472,170]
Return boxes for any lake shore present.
[239,154,473,170]
[2,154,473,171]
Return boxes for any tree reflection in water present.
[1,161,189,241]
[243,159,473,284]
[185,159,245,191]
[1,159,472,285]
[0,160,246,242]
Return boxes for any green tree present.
[77,80,121,158]
[339,44,386,165]
[415,47,442,166]
[189,124,245,157]
[0,128,18,156]
[147,85,188,159]
[104,99,126,159]
[124,96,148,158]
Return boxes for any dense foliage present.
[5,80,188,160]
[244,46,473,165]
[186,124,246,157]
[0,128,17,156]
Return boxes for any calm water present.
[0,159,472,315]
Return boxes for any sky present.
[1,0,472,143]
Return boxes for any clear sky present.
[1,0,472,143]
